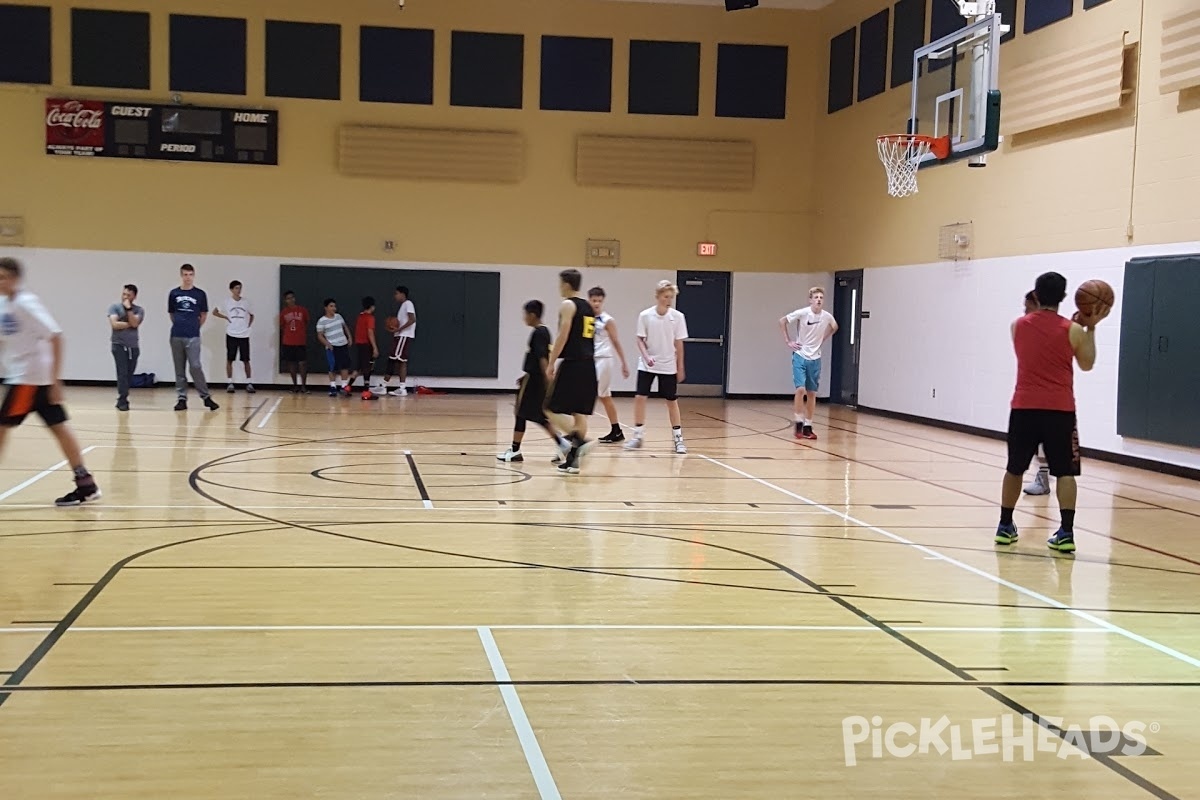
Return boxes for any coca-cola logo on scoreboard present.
[46,99,106,155]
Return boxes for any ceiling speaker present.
[726,0,758,9]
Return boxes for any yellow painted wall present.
[811,0,1151,269]
[0,0,821,270]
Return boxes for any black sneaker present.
[598,430,625,443]
[55,484,102,507]
[116,401,129,412]
[174,399,187,411]
[203,397,220,410]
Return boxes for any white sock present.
[794,413,804,423]
[633,425,645,438]
[672,427,683,439]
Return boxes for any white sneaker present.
[674,439,687,454]
[389,387,408,396]
[624,436,644,450]
[1023,471,1051,496]
[497,448,524,462]
[552,438,571,463]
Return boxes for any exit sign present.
[697,242,718,256]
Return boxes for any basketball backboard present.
[908,7,1004,167]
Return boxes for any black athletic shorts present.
[0,384,68,428]
[325,344,352,373]
[226,335,250,363]
[515,373,548,425]
[636,370,679,401]
[1006,409,1080,478]
[547,359,598,416]
[355,344,376,376]
[281,344,307,363]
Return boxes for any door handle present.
[1158,336,1169,353]
[686,337,724,345]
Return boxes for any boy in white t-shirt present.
[587,286,631,443]
[0,257,101,506]
[386,285,416,396]
[780,286,838,440]
[625,280,689,454]
[213,279,255,394]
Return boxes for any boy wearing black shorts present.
[996,272,1108,553]
[625,280,689,454]
[0,257,101,506]
[497,300,571,464]
[346,296,379,400]
[546,269,598,475]
[315,298,353,397]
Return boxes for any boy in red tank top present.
[996,272,1108,553]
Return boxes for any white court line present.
[0,445,97,503]
[477,627,561,800]
[700,454,1200,670]
[0,624,1110,635]
[256,398,283,429]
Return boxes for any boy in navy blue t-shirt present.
[168,263,218,411]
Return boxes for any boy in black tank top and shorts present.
[546,269,598,475]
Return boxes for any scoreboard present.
[45,98,279,166]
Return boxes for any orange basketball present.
[385,316,400,333]
[1075,279,1115,317]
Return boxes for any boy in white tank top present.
[587,287,630,443]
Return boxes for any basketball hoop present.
[876,134,950,198]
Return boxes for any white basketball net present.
[876,135,932,198]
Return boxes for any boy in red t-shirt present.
[346,296,380,400]
[279,290,310,393]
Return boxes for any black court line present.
[10,621,62,625]
[961,667,1009,672]
[236,398,269,434]
[53,583,96,587]
[0,526,285,711]
[876,620,922,625]
[4,678,1200,693]
[124,565,778,572]
[405,453,431,505]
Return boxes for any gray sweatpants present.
[171,336,210,400]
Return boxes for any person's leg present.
[112,344,131,408]
[1044,413,1081,552]
[791,353,807,437]
[171,337,188,404]
[35,392,100,505]
[225,336,236,391]
[186,337,212,401]
[1024,445,1051,495]
[625,371,654,449]
[997,410,1038,545]
[803,358,821,438]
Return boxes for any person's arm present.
[128,307,143,329]
[198,291,208,327]
[675,315,688,382]
[607,318,631,378]
[316,320,330,349]
[167,292,175,325]
[781,314,801,351]
[213,307,229,321]
[547,299,576,364]
[825,315,839,341]
[1069,322,1098,372]
[368,325,378,357]
[109,308,128,331]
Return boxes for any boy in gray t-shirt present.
[107,284,145,411]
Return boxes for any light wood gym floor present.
[1,388,1198,799]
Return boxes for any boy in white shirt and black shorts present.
[587,286,630,443]
[625,280,689,454]
[0,257,101,506]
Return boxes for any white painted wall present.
[0,246,829,396]
[856,241,1200,471]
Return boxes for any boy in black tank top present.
[546,269,598,475]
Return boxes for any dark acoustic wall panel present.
[541,35,612,112]
[72,8,150,89]
[716,43,788,119]
[998,0,1017,43]
[170,15,247,95]
[0,4,51,85]
[857,9,889,102]
[360,26,434,104]
[629,40,700,116]
[1084,0,1113,9]
[451,31,524,109]
[1118,256,1200,448]
[1024,0,1073,34]
[279,266,500,379]
[929,0,967,72]
[890,0,925,88]
[828,27,856,113]
[266,20,341,100]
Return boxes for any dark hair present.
[1024,290,1036,303]
[124,283,138,296]
[0,257,22,277]
[180,263,195,273]
[283,289,295,297]
[560,269,582,291]
[362,295,375,309]
[395,285,409,296]
[322,297,336,308]
[588,286,606,298]
[1033,272,1067,307]
[524,299,544,318]
[229,280,242,290]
